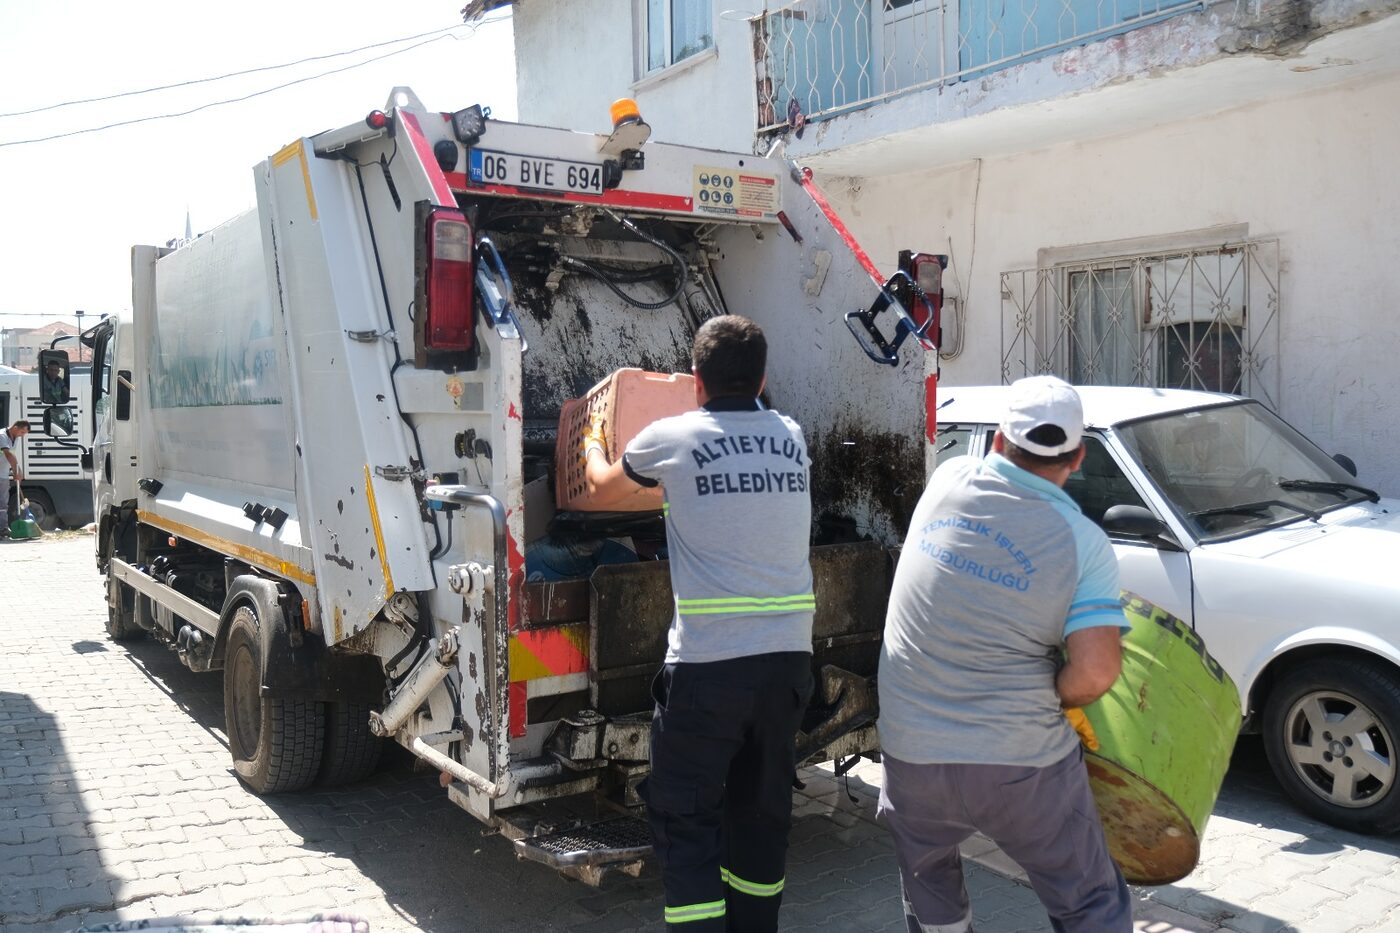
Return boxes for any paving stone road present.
[4,536,1400,932]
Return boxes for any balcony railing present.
[752,0,1202,133]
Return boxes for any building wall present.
[507,4,1400,492]
[513,0,766,150]
[822,73,1400,492]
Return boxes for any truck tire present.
[1263,658,1400,834]
[319,701,383,786]
[224,604,325,794]
[104,579,143,642]
[23,489,59,531]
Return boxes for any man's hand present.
[580,411,608,464]
[1064,707,1100,751]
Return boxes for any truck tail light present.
[417,205,475,361]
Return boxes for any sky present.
[0,1,516,334]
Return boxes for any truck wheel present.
[1263,658,1400,834]
[224,604,325,794]
[24,490,59,531]
[105,579,143,642]
[318,701,383,786]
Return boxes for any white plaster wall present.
[513,0,766,150]
[823,73,1400,493]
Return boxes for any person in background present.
[583,315,815,932]
[42,358,67,402]
[877,376,1131,933]
[1,420,32,538]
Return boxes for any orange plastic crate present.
[555,369,696,512]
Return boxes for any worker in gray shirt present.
[1,420,30,536]
[878,376,1131,932]
[584,315,814,933]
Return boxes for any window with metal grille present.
[644,0,713,74]
[1001,237,1280,406]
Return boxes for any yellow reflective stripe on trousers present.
[721,867,785,897]
[665,899,726,923]
[676,594,816,616]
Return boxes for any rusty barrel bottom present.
[1086,752,1200,885]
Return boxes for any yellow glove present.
[1064,707,1100,752]
[580,411,608,464]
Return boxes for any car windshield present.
[1115,400,1371,542]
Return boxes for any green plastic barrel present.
[1080,592,1242,885]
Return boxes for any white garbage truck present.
[67,88,944,880]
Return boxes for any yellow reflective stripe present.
[677,594,816,616]
[363,464,395,596]
[721,867,785,897]
[680,604,816,616]
[665,900,726,923]
[663,502,671,516]
[271,139,318,221]
[136,510,315,586]
[676,594,815,608]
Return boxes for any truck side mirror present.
[43,405,74,438]
[37,349,71,405]
[1102,504,1183,551]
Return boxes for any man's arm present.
[1057,626,1122,708]
[583,447,644,510]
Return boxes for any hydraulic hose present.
[557,209,688,311]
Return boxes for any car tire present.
[224,605,325,794]
[104,579,143,642]
[1263,658,1400,834]
[318,701,383,787]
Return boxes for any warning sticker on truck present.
[692,166,779,219]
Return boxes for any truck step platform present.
[513,814,653,876]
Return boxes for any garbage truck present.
[66,88,944,881]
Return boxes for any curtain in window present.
[648,0,667,71]
[1068,266,1139,385]
[671,0,713,62]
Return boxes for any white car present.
[938,386,1400,834]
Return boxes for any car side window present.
[935,425,974,464]
[1063,436,1150,527]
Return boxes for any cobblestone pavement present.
[4,536,1400,932]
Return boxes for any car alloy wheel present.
[1280,689,1395,809]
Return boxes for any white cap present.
[999,376,1084,457]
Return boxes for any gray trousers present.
[878,745,1132,933]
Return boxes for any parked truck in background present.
[0,363,92,528]
[63,88,943,879]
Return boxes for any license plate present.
[468,149,604,196]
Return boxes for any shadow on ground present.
[0,692,121,927]
[117,635,665,932]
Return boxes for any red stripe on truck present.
[398,111,457,206]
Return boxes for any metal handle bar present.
[475,237,528,353]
